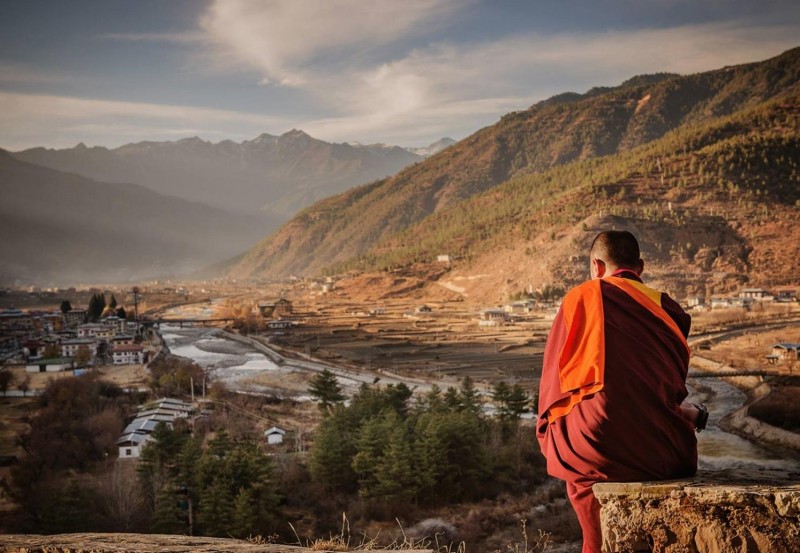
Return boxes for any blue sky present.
[1,0,798,150]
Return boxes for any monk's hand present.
[680,401,709,431]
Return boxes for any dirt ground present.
[259,293,552,396]
[699,326,800,372]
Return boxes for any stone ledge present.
[0,533,433,553]
[593,469,800,553]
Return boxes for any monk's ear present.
[635,259,644,276]
[591,258,606,279]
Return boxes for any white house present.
[504,301,533,314]
[60,338,98,360]
[116,432,151,459]
[116,398,194,459]
[103,316,128,334]
[479,308,508,326]
[111,334,135,347]
[264,426,286,445]
[25,357,75,373]
[771,343,800,361]
[78,323,113,340]
[111,344,145,365]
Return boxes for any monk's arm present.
[679,401,708,430]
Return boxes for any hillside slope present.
[0,152,268,285]
[360,95,800,302]
[13,131,424,220]
[227,47,800,280]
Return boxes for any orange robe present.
[537,274,696,553]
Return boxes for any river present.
[688,377,799,471]
[158,303,799,470]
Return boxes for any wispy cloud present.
[190,1,800,145]
[198,0,464,86]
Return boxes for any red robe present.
[537,274,696,553]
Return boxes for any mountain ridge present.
[0,150,270,286]
[225,47,800,292]
[12,131,449,221]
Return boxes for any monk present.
[536,230,707,553]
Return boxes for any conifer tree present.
[352,412,394,495]
[374,424,416,505]
[309,408,357,493]
[308,369,346,413]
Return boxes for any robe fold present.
[537,275,696,553]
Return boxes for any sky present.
[0,0,799,151]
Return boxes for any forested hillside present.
[227,47,800,284]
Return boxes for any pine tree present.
[352,412,394,496]
[374,423,416,505]
[308,369,346,413]
[87,293,106,322]
[458,376,483,417]
[309,408,357,493]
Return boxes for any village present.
[1,277,798,465]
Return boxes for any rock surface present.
[0,533,432,553]
[593,469,800,553]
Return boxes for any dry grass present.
[493,520,551,553]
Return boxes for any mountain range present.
[226,47,800,300]
[12,132,452,221]
[0,150,269,286]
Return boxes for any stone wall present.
[594,469,800,553]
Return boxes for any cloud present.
[0,92,292,150]
[289,19,800,144]
[198,0,463,86]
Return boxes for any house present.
[264,426,286,445]
[63,309,88,327]
[117,398,194,458]
[0,309,34,332]
[111,334,135,347]
[266,319,294,330]
[504,301,533,314]
[111,344,146,365]
[60,338,98,360]
[686,296,705,308]
[437,254,451,263]
[78,323,114,340]
[22,339,44,360]
[25,357,75,373]
[771,343,800,361]
[739,288,772,301]
[116,432,150,459]
[102,316,127,334]
[479,308,509,326]
[774,287,798,302]
[0,335,20,358]
[258,298,293,318]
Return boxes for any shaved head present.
[590,230,642,272]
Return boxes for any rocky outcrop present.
[0,533,433,553]
[593,469,800,553]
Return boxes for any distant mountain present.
[226,47,800,291]
[12,130,426,220]
[0,151,270,286]
[405,137,457,157]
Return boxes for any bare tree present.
[98,462,147,531]
[17,374,31,396]
[0,369,14,396]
